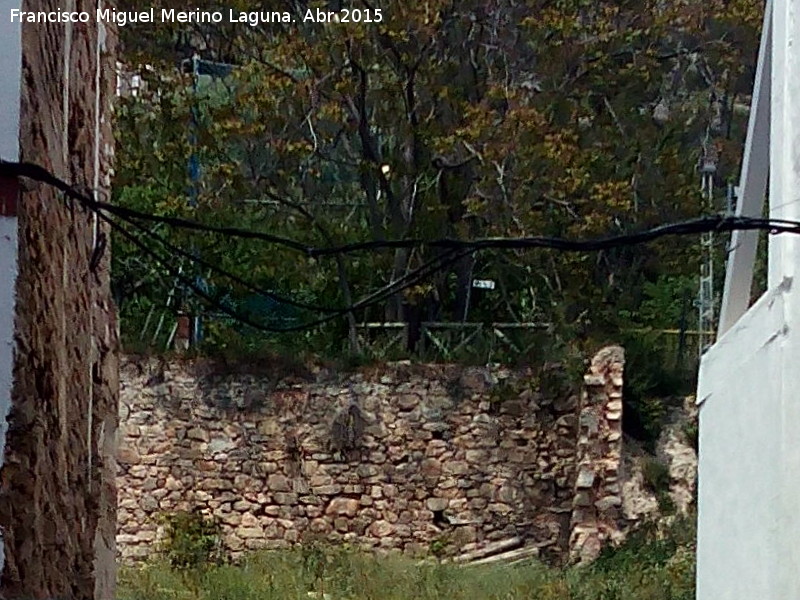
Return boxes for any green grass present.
[119,518,695,600]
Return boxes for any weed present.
[159,510,224,570]
[641,457,671,494]
[682,422,699,453]
[120,517,696,600]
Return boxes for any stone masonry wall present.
[0,4,118,599]
[118,349,625,564]
[569,347,625,563]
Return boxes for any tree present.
[113,0,762,362]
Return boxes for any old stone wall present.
[117,350,625,563]
[0,4,118,599]
[569,347,625,563]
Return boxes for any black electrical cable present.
[113,213,344,314]
[4,160,800,259]
[0,160,474,332]
[111,206,472,325]
[12,158,798,335]
[102,207,470,332]
[71,201,800,255]
[0,161,310,251]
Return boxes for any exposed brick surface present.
[0,3,118,599]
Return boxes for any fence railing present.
[356,321,552,362]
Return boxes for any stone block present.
[594,496,622,511]
[443,461,469,476]
[314,484,342,496]
[187,428,210,442]
[369,520,394,537]
[267,474,291,492]
[425,497,449,512]
[118,447,141,465]
[326,498,359,517]
[273,492,298,505]
[397,394,420,411]
[576,468,595,489]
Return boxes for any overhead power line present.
[115,213,344,315]
[1,159,796,334]
[4,160,800,258]
[1,161,311,251]
[104,210,470,332]
[97,193,475,328]
[0,161,474,332]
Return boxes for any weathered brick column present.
[568,346,625,564]
[0,2,118,598]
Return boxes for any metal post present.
[698,147,717,356]
[183,56,235,346]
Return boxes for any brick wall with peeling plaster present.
[117,347,626,564]
[0,4,118,599]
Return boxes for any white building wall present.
[696,283,794,598]
[697,1,800,597]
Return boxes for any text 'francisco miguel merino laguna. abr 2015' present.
[10,7,384,26]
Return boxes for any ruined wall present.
[117,351,625,563]
[0,4,118,599]
[569,347,625,563]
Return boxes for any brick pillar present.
[569,345,625,564]
[0,2,118,598]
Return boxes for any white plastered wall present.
[697,0,800,597]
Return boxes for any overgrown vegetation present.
[120,516,695,600]
[159,510,224,570]
[113,2,760,344]
[641,457,677,514]
[683,421,700,453]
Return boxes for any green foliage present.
[487,378,522,409]
[611,273,697,445]
[119,517,696,600]
[630,393,672,450]
[642,457,671,495]
[658,491,678,516]
[683,422,699,453]
[159,510,224,570]
[112,0,763,365]
[577,517,696,600]
[428,533,453,559]
[618,274,697,397]
[298,540,362,595]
